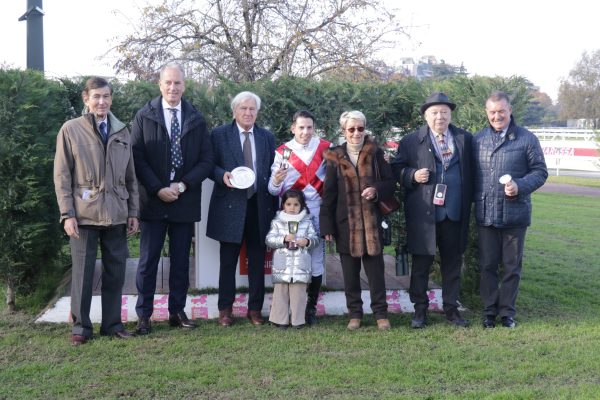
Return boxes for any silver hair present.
[159,62,186,80]
[339,110,366,130]
[230,91,261,112]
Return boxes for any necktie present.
[99,121,108,144]
[242,131,255,198]
[169,108,183,169]
[493,129,504,146]
[437,133,452,169]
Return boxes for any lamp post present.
[19,0,45,72]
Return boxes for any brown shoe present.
[347,318,361,331]
[247,310,265,326]
[377,318,391,331]
[218,309,233,327]
[71,334,88,346]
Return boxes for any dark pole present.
[19,0,45,72]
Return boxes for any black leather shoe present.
[169,311,197,329]
[136,317,152,335]
[482,316,496,329]
[113,330,134,339]
[501,316,516,328]
[305,309,317,326]
[445,310,469,327]
[411,309,428,329]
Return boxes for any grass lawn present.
[547,174,600,188]
[1,191,600,399]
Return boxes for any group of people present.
[53,61,547,346]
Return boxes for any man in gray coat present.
[392,92,472,329]
[473,91,547,329]
[54,77,139,345]
[206,91,278,327]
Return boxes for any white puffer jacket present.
[266,210,319,284]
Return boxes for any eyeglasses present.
[346,127,365,133]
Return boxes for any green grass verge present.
[547,175,600,188]
[1,192,600,399]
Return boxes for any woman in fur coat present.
[319,111,395,331]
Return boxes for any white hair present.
[230,91,261,112]
[339,110,366,130]
[160,62,186,80]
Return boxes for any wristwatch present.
[178,182,186,193]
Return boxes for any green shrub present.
[0,69,71,310]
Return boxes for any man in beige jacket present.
[54,77,139,346]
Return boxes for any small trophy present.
[287,221,299,250]
[499,174,516,200]
[281,147,292,170]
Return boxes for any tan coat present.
[54,112,139,226]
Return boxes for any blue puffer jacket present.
[472,118,547,228]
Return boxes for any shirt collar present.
[162,98,182,112]
[237,123,254,134]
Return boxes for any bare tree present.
[110,0,406,83]
[558,50,600,128]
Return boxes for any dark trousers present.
[135,220,194,317]
[70,225,127,337]
[218,195,265,311]
[478,225,527,318]
[339,253,388,320]
[410,219,462,314]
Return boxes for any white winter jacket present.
[266,210,320,284]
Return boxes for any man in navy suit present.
[206,91,277,326]
[132,63,213,334]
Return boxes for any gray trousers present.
[70,225,127,337]
[478,225,527,318]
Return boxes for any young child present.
[266,189,320,329]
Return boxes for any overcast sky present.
[2,0,598,102]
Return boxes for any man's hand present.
[272,167,288,186]
[505,180,519,197]
[157,187,179,202]
[414,168,430,184]
[127,217,139,236]
[223,171,235,188]
[64,217,80,239]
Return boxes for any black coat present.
[131,96,214,222]
[206,121,278,246]
[391,124,473,256]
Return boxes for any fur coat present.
[319,136,395,257]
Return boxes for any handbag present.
[374,154,400,215]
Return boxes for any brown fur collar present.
[325,136,381,257]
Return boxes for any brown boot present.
[347,318,361,331]
[218,308,233,327]
[377,318,391,331]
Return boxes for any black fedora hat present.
[420,92,456,115]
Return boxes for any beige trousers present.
[269,283,308,327]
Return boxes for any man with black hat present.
[391,92,473,328]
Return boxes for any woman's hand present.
[361,187,377,201]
